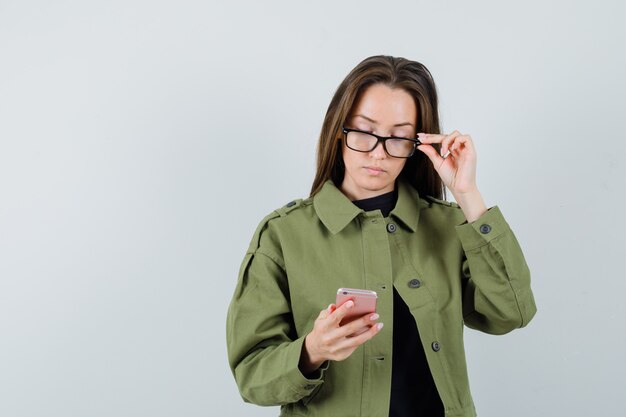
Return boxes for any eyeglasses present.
[341,127,422,158]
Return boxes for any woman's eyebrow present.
[352,114,414,128]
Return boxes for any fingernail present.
[327,303,333,311]
[370,313,379,321]
[345,300,354,308]
[376,323,384,330]
[417,133,426,140]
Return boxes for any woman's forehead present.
[350,113,413,128]
[350,85,416,127]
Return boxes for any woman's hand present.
[416,130,488,222]
[299,300,383,375]
[416,130,478,195]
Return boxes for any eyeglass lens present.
[346,131,415,157]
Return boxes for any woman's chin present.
[356,177,393,191]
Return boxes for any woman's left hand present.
[416,130,489,223]
[416,130,478,195]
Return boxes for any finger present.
[450,135,474,157]
[417,133,445,144]
[441,131,461,157]
[346,326,371,337]
[336,312,379,337]
[335,321,384,351]
[417,143,445,168]
[318,303,335,320]
[449,137,466,154]
[329,299,355,322]
[457,135,474,152]
[417,130,460,146]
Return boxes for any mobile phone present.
[335,288,378,326]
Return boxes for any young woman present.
[226,55,537,417]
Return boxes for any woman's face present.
[340,83,417,201]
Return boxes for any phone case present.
[335,288,378,326]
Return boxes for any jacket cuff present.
[455,206,510,251]
[282,335,330,397]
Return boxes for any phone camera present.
[343,291,348,295]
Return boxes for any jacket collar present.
[313,178,422,235]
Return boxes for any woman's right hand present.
[299,300,383,374]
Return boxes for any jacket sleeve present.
[455,206,537,335]
[226,219,329,406]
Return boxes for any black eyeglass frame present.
[341,127,422,158]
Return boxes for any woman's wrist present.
[299,333,325,375]
[452,187,487,223]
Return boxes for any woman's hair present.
[309,55,445,200]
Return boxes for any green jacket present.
[226,178,537,417]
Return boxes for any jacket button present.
[286,200,296,207]
[408,279,421,288]
[479,224,491,234]
[303,384,316,390]
[432,341,441,352]
[386,223,397,233]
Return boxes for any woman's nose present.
[370,140,387,158]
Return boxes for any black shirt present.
[352,187,444,417]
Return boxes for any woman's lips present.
[364,166,385,175]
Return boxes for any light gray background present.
[1,1,624,416]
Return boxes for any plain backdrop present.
[1,1,625,416]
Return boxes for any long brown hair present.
[309,55,445,200]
